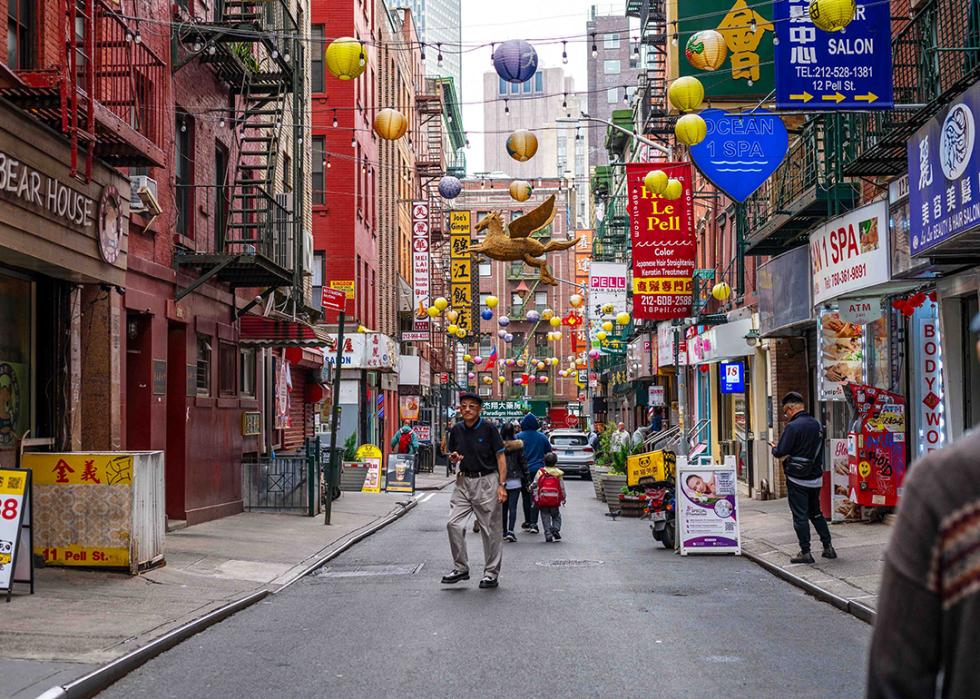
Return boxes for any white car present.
[548,430,595,479]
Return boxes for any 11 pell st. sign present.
[809,200,889,306]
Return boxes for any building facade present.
[586,10,641,170]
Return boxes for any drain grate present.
[535,559,605,568]
[313,563,424,579]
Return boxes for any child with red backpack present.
[532,452,566,542]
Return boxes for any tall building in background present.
[586,9,640,169]
[391,0,463,100]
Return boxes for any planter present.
[600,473,628,506]
[339,461,368,492]
[617,496,646,518]
[590,466,609,499]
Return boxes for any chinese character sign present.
[775,0,893,109]
[626,163,696,320]
[449,211,473,333]
[908,80,980,255]
[412,201,431,336]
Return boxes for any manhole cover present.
[313,563,424,579]
[535,559,605,568]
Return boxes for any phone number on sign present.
[822,263,867,290]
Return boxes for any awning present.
[239,315,334,348]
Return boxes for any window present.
[511,292,523,309]
[282,152,292,193]
[534,290,547,308]
[311,25,325,93]
[498,77,508,95]
[218,342,236,396]
[312,251,324,308]
[607,87,619,104]
[214,142,228,250]
[534,73,543,92]
[196,334,211,396]
[480,292,491,308]
[522,78,532,94]
[510,81,520,95]
[240,347,256,397]
[479,262,491,277]
[175,110,193,237]
[603,59,620,74]
[312,136,325,205]
[604,33,620,50]
[511,210,523,221]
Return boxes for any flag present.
[485,346,498,370]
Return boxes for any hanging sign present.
[809,200,889,306]
[449,211,473,333]
[411,201,431,337]
[690,109,789,203]
[587,262,628,319]
[774,0,893,110]
[677,456,742,555]
[0,468,32,600]
[839,296,882,325]
[626,163,696,320]
[719,361,745,394]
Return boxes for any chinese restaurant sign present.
[774,0,893,109]
[449,211,473,334]
[626,162,695,320]
[908,80,980,255]
[409,201,431,340]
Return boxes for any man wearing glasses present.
[442,392,508,589]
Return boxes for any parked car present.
[548,430,595,479]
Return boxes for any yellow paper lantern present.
[549,316,561,327]
[712,282,732,301]
[550,358,559,366]
[426,306,440,318]
[373,108,408,140]
[447,324,459,335]
[602,321,614,332]
[596,331,608,341]
[675,113,707,147]
[569,294,584,308]
[685,30,728,72]
[616,312,631,325]
[463,353,472,363]
[668,76,705,113]
[483,376,493,385]
[485,295,499,309]
[434,296,448,311]
[509,180,533,202]
[499,375,506,383]
[445,309,459,322]
[506,130,538,162]
[664,178,684,201]
[809,0,857,32]
[325,37,366,81]
[601,303,615,314]
[541,308,554,320]
[644,169,669,195]
[456,328,467,338]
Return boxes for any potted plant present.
[339,434,367,491]
[590,428,612,499]
[618,486,647,518]
[600,443,633,508]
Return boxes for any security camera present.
[138,185,163,217]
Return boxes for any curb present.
[742,549,877,625]
[415,479,454,491]
[36,499,418,699]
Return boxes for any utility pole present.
[673,321,689,457]
[324,310,346,525]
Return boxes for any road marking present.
[417,493,435,504]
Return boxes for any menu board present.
[818,308,865,401]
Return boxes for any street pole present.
[674,322,689,458]
[324,310,346,525]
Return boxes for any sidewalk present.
[739,498,891,620]
[0,492,416,699]
[415,470,455,490]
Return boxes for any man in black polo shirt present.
[442,392,507,589]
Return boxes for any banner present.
[677,456,741,555]
[626,163,695,320]
[449,211,473,334]
[412,201,431,337]
[818,307,865,401]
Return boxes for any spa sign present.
[809,200,889,306]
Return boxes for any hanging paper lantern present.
[468,371,476,380]
[497,329,508,338]
[668,76,705,113]
[601,303,615,314]
[447,324,459,335]
[373,108,408,140]
[541,308,554,321]
[675,113,707,147]
[498,315,510,327]
[446,309,459,322]
[539,376,549,385]
[711,282,732,301]
[483,376,493,385]
[616,312,631,325]
[509,180,533,202]
[504,333,514,342]
[685,30,728,71]
[596,331,608,341]
[427,306,440,318]
[473,356,483,365]
[644,169,669,196]
[517,359,526,368]
[485,295,499,309]
[588,348,601,359]
[514,377,524,385]
[576,359,586,369]
[506,130,538,162]
[550,358,559,366]
[325,37,366,81]
[493,39,539,83]
[481,309,494,321]
[536,360,546,370]
[434,296,449,311]
[569,294,584,308]
[549,316,561,327]
[602,321,614,332]
[499,376,506,384]
[526,309,541,322]
[456,328,467,338]
[809,0,857,32]
[505,358,515,366]
[664,178,684,201]
[438,176,463,199]
[463,353,472,363]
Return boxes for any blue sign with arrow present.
[774,0,893,109]
[689,109,789,203]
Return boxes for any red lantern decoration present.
[699,364,709,373]
[305,383,326,403]
[285,346,304,364]
[928,291,937,303]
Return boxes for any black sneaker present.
[478,576,498,589]
[822,545,838,559]
[441,569,470,584]
[790,551,815,564]
[520,522,531,531]
[504,532,517,542]
[553,531,562,541]
[529,524,539,534]
[545,535,554,543]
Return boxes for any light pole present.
[578,112,673,160]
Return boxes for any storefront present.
[655,322,687,430]
[326,332,399,453]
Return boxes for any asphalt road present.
[101,480,871,698]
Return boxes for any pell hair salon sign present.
[0,149,95,228]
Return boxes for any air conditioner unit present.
[129,175,158,212]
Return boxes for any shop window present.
[196,334,211,396]
[175,110,194,238]
[311,25,325,93]
[218,342,236,396]
[7,0,34,70]
[240,347,256,397]
[312,136,325,205]
[603,59,620,75]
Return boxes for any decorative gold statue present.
[471,195,580,286]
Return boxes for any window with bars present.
[196,334,211,396]
[176,110,194,237]
[240,347,256,397]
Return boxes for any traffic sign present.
[321,286,346,313]
[774,0,893,110]
[720,361,745,394]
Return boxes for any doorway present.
[166,322,187,520]
[125,313,151,450]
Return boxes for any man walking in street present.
[517,413,553,534]
[443,393,508,589]
[771,392,836,564]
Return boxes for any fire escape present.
[170,1,301,303]
[629,0,671,144]
[0,0,167,177]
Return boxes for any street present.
[101,481,870,698]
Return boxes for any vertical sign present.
[411,201,431,338]
[626,162,695,320]
[918,315,945,455]
[449,211,473,334]
[587,262,628,352]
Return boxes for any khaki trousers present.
[447,473,502,580]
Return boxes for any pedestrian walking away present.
[532,452,566,542]
[517,413,553,534]
[443,392,508,589]
[391,423,419,455]
[771,392,836,564]
[499,422,527,542]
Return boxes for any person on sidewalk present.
[442,393,508,589]
[771,391,836,564]
[517,413,553,535]
[499,423,527,542]
[532,452,566,542]
[866,313,980,699]
[611,422,630,452]
[390,423,418,455]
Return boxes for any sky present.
[459,1,626,173]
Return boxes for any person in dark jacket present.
[517,413,553,534]
[499,423,527,542]
[771,392,836,564]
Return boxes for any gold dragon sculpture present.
[470,195,580,286]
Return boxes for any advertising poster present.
[626,162,695,320]
[412,424,431,442]
[587,262,628,320]
[846,385,907,508]
[0,468,29,592]
[810,201,890,306]
[818,308,865,400]
[399,396,420,421]
[830,438,859,523]
[626,450,675,487]
[677,456,741,555]
[916,313,945,455]
[0,361,27,449]
[385,455,416,494]
[356,444,383,494]
[411,201,431,338]
[449,211,473,334]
